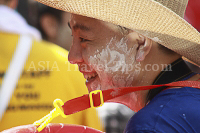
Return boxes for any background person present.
[0,0,103,131]
[37,5,72,51]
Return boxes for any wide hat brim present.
[36,0,200,66]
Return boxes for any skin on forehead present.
[69,14,123,40]
[69,14,136,64]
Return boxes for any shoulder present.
[125,87,200,133]
[125,128,159,133]
[124,96,169,133]
[0,32,69,61]
[0,32,19,45]
[32,40,69,61]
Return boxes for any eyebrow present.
[68,22,90,31]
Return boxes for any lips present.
[80,71,99,92]
[78,64,99,91]
[79,64,97,80]
[83,72,98,82]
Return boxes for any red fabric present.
[2,81,199,133]
[185,0,200,31]
[1,124,104,133]
[62,81,200,115]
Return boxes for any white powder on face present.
[125,74,135,87]
[104,45,126,73]
[92,38,126,73]
[89,37,137,74]
[88,36,140,90]
[136,49,144,61]
[90,80,101,91]
[112,75,127,87]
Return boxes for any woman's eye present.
[80,37,88,42]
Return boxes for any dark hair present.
[37,5,63,40]
[117,25,130,35]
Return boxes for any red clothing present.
[185,0,200,32]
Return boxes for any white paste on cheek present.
[136,49,145,61]
[112,75,126,87]
[90,80,101,91]
[88,36,140,90]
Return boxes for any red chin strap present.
[32,80,199,132]
[62,81,200,115]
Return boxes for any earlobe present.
[136,37,152,62]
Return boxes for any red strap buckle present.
[89,90,104,108]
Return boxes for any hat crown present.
[155,0,188,18]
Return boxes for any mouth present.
[84,72,98,83]
[78,64,100,91]
[81,71,99,91]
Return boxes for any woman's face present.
[69,14,141,92]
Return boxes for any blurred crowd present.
[0,0,199,132]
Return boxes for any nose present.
[68,39,84,64]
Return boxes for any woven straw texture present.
[35,0,200,65]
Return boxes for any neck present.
[108,90,148,112]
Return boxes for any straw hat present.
[35,0,200,66]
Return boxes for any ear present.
[135,35,152,62]
[40,14,58,39]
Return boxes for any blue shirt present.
[124,87,200,133]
